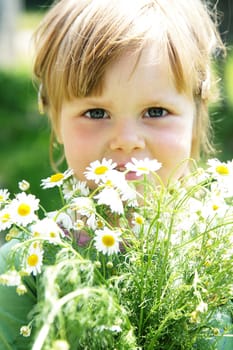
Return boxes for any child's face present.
[58,47,195,186]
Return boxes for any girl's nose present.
[109,119,145,154]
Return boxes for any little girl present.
[0,0,232,349]
[35,0,224,185]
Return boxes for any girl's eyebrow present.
[77,96,114,109]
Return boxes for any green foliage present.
[33,252,137,350]
[0,68,60,211]
[211,52,233,161]
[2,160,233,349]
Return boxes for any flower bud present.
[18,180,30,191]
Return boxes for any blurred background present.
[0,0,232,210]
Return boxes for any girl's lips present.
[125,171,140,181]
[115,163,141,181]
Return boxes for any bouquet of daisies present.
[0,158,233,350]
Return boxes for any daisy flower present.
[132,212,145,225]
[132,213,146,234]
[210,180,233,199]
[0,270,21,286]
[95,187,124,214]
[201,194,228,219]
[207,159,233,180]
[25,244,44,276]
[174,197,203,232]
[74,219,85,230]
[16,284,28,296]
[125,157,162,176]
[41,169,73,189]
[0,189,10,205]
[9,193,39,227]
[94,227,121,255]
[62,178,89,201]
[30,218,64,243]
[84,158,117,184]
[47,211,73,230]
[0,207,12,231]
[20,325,31,337]
[72,197,95,216]
[72,197,97,229]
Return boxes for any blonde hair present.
[33,0,225,161]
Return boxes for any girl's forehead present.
[102,45,172,84]
[88,43,184,101]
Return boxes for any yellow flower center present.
[212,204,219,211]
[33,231,40,237]
[94,166,108,175]
[135,216,144,225]
[102,234,115,247]
[75,220,84,230]
[27,254,39,267]
[138,167,148,172]
[49,232,56,238]
[1,213,10,223]
[50,173,64,183]
[0,195,3,202]
[216,165,229,175]
[97,220,104,228]
[32,242,39,249]
[18,203,31,216]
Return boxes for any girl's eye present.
[144,107,168,118]
[84,109,108,119]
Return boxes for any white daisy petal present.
[0,189,10,206]
[95,187,124,214]
[126,157,162,176]
[97,170,138,207]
